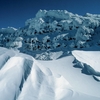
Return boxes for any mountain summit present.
[0,10,100,53]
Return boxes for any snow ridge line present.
[72,51,100,82]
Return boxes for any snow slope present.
[0,47,100,100]
[72,50,100,72]
[0,10,100,100]
[72,50,100,81]
[39,56,100,98]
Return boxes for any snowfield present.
[0,10,100,100]
[0,47,100,100]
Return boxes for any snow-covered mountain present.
[0,10,100,100]
[1,10,100,54]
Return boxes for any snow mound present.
[0,48,33,100]
[39,56,100,98]
[17,62,72,100]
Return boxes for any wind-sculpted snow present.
[72,50,100,81]
[0,57,24,100]
[39,56,100,98]
[0,48,33,100]
[17,62,72,100]
[0,47,100,100]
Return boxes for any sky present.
[0,0,100,28]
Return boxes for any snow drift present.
[0,47,100,100]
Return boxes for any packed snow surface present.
[0,47,100,100]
